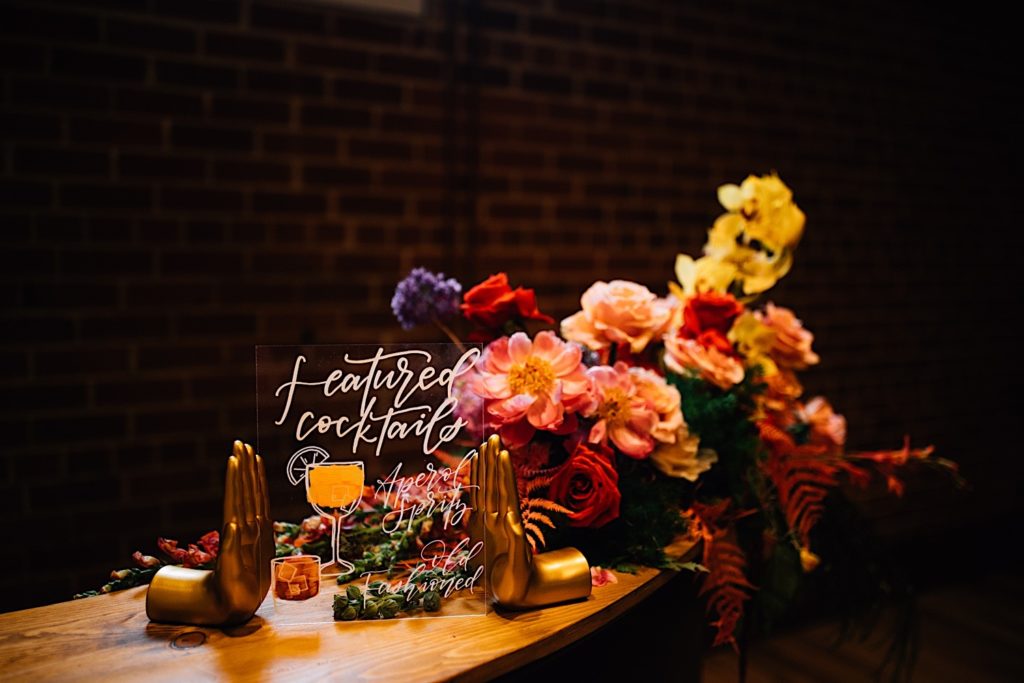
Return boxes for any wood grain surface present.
[0,555,695,682]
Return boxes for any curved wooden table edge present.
[456,537,701,682]
[0,541,700,682]
[458,568,679,683]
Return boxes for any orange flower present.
[628,366,684,444]
[760,367,803,415]
[561,280,677,354]
[800,397,846,449]
[461,273,553,338]
[756,303,819,370]
[664,331,744,389]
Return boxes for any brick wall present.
[0,0,1017,610]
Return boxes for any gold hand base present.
[507,546,593,610]
[146,441,274,627]
[471,435,592,610]
[146,566,225,626]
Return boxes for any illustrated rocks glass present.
[272,556,321,601]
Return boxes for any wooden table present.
[0,560,695,682]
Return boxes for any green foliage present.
[667,369,763,506]
[333,574,460,620]
[73,567,159,599]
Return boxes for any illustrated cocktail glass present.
[271,555,321,601]
[305,461,364,577]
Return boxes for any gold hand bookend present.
[470,435,592,609]
[146,441,274,626]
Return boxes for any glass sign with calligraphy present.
[256,343,485,624]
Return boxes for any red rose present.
[696,329,735,356]
[549,442,621,528]
[682,292,744,338]
[461,273,554,331]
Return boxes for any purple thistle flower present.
[391,267,463,330]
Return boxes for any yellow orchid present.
[672,254,737,297]
[716,173,805,253]
[698,173,803,296]
[673,173,804,300]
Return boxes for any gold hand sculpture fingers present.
[474,434,592,610]
[146,441,274,626]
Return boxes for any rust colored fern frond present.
[701,528,755,650]
[763,450,851,547]
[526,498,571,514]
[514,462,569,551]
[520,501,565,550]
[523,521,545,551]
[846,436,949,495]
[761,424,945,548]
[528,511,555,529]
[759,420,858,548]
[684,501,756,650]
[516,464,561,497]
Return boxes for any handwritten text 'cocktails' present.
[274,347,480,456]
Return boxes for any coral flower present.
[584,362,660,458]
[628,366,684,444]
[561,280,677,354]
[473,331,592,448]
[799,396,847,449]
[664,332,745,389]
[756,303,819,370]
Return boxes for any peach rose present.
[628,366,683,444]
[799,396,846,449]
[757,303,819,370]
[473,331,592,447]
[663,333,744,389]
[561,280,677,354]
[650,424,716,481]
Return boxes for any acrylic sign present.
[256,343,485,624]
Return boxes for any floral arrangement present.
[87,173,958,649]
[391,172,959,648]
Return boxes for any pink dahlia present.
[584,362,661,458]
[473,331,592,448]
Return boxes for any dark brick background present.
[0,0,1018,611]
